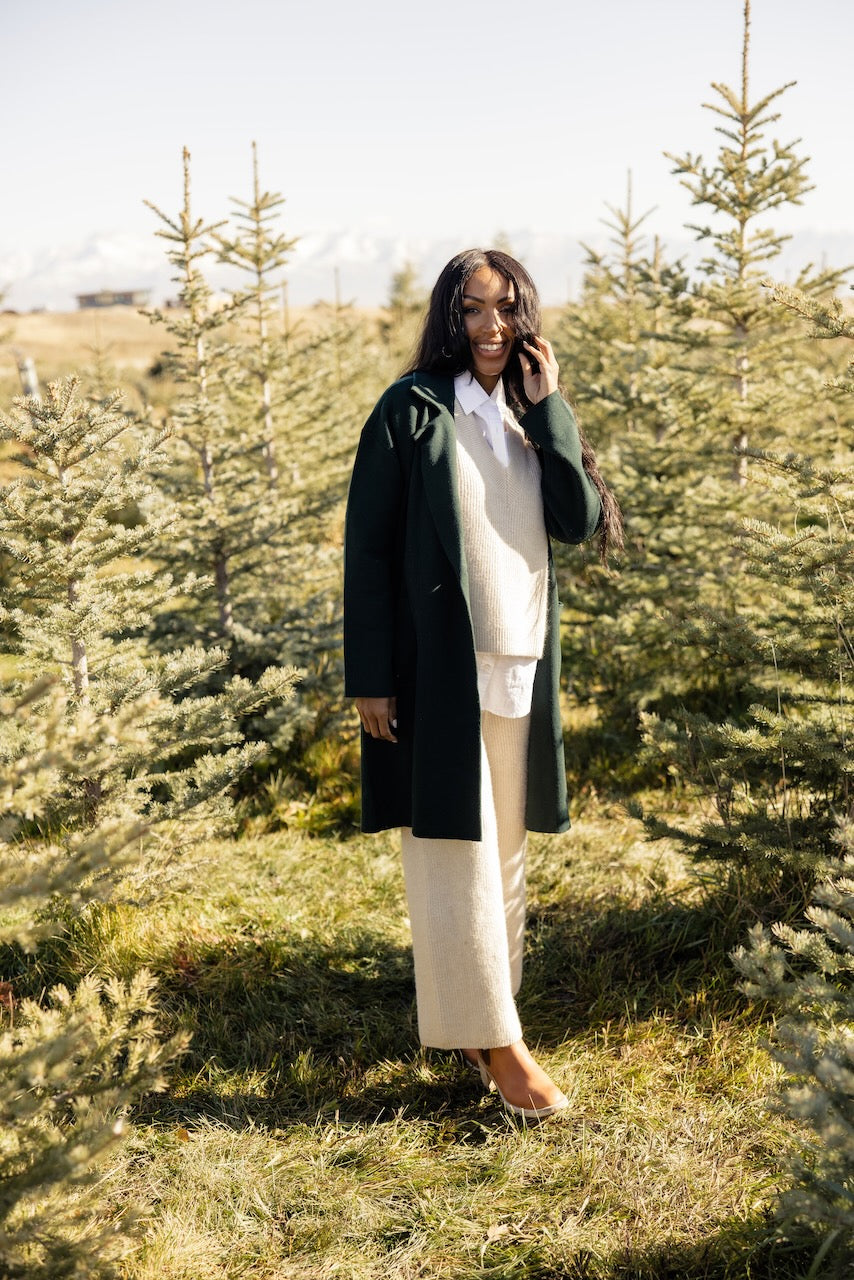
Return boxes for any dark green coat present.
[343,371,601,841]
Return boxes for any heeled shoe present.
[476,1052,569,1121]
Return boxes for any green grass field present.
[11,803,820,1279]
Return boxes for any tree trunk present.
[68,579,90,697]
[261,373,278,487]
[733,326,749,486]
[214,550,233,639]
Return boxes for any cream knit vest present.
[454,405,549,658]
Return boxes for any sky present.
[1,0,852,308]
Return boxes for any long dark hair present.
[403,248,624,561]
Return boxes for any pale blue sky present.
[1,0,852,307]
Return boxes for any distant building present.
[76,289,150,309]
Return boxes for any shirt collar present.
[453,371,508,419]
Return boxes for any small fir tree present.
[552,1,846,778]
[554,173,689,444]
[144,147,248,649]
[211,144,355,675]
[733,815,854,1260]
[638,446,852,889]
[638,289,852,892]
[0,376,299,860]
[553,184,762,759]
[244,286,385,820]
[0,679,187,1278]
[551,182,735,751]
[664,0,844,477]
[144,148,358,697]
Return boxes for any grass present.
[4,807,828,1278]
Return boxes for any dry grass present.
[0,303,392,394]
[0,308,163,382]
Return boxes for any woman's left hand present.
[520,336,559,403]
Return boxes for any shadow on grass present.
[450,1220,831,1280]
[520,886,761,1047]
[601,1215,842,1280]
[129,926,503,1129]
[154,929,417,1069]
[434,1207,838,1279]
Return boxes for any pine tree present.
[246,286,386,822]
[669,1,849,470]
[552,2,846,779]
[143,148,383,816]
[144,148,361,700]
[637,291,852,892]
[554,173,688,445]
[0,363,297,1265]
[732,815,854,1259]
[551,181,720,757]
[553,185,759,762]
[638,446,852,889]
[0,379,175,699]
[0,678,187,1278]
[144,147,249,650]
[210,144,353,676]
[0,376,298,860]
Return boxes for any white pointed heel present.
[457,1049,496,1090]
[476,1052,569,1121]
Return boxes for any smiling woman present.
[343,248,622,1120]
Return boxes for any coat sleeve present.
[343,391,405,697]
[520,391,602,544]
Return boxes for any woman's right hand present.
[520,336,560,403]
[354,696,398,743]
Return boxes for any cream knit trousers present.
[400,711,529,1049]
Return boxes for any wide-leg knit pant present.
[400,711,529,1050]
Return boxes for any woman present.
[344,249,621,1119]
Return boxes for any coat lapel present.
[410,373,471,603]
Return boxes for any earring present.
[441,345,452,358]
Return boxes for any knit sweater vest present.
[454,404,549,658]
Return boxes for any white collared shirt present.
[454,370,511,465]
[452,372,539,719]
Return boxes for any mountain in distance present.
[2,226,852,313]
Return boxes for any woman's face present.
[462,266,516,392]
